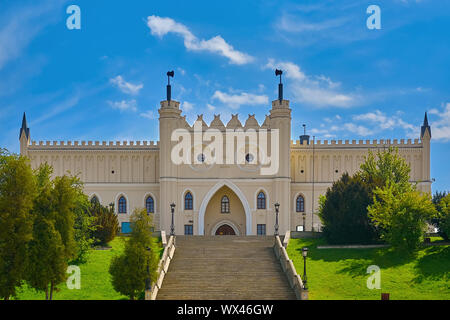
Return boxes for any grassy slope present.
[15,236,163,300]
[287,238,450,300]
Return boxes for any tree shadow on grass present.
[412,246,450,284]
[292,238,416,277]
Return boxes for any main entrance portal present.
[204,185,246,236]
[215,224,236,235]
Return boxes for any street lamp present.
[170,203,176,236]
[302,247,308,290]
[302,212,306,232]
[274,203,280,236]
[145,246,151,300]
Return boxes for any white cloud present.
[140,110,156,120]
[147,15,254,65]
[353,110,415,133]
[343,123,373,136]
[429,103,450,141]
[212,90,268,109]
[264,58,356,108]
[108,99,137,112]
[207,104,216,111]
[182,101,194,111]
[110,76,143,95]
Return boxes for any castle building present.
[19,77,432,236]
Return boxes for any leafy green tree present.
[368,185,437,253]
[109,208,158,300]
[26,164,80,299]
[90,201,119,246]
[71,179,95,263]
[0,151,36,300]
[436,194,450,241]
[318,173,379,244]
[360,146,412,196]
[431,191,449,240]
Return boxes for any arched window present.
[184,192,193,210]
[257,191,266,209]
[146,196,154,214]
[118,196,127,214]
[221,195,230,213]
[90,195,99,205]
[296,195,305,212]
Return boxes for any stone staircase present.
[156,236,296,300]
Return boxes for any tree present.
[26,164,80,299]
[109,208,158,300]
[360,146,412,196]
[435,193,450,241]
[0,151,36,300]
[431,191,449,240]
[72,191,96,263]
[318,173,379,244]
[90,201,119,246]
[368,185,437,253]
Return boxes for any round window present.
[197,153,206,163]
[245,153,254,163]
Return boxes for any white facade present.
[19,92,432,236]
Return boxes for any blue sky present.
[0,0,449,192]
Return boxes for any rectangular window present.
[121,222,131,234]
[184,224,193,235]
[257,224,266,236]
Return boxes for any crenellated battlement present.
[183,113,272,131]
[291,138,422,148]
[28,140,160,149]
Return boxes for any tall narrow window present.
[184,192,193,210]
[221,195,230,213]
[146,196,154,214]
[257,191,266,209]
[296,195,305,212]
[118,196,127,214]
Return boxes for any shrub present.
[368,185,437,253]
[318,173,379,244]
[90,201,119,246]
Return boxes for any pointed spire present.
[421,111,431,139]
[19,112,30,140]
[423,112,429,127]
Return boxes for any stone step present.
[157,236,296,300]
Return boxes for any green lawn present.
[15,236,163,300]
[287,238,450,300]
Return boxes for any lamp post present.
[302,247,308,290]
[145,246,151,300]
[274,203,280,236]
[170,203,176,236]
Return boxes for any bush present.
[436,194,450,241]
[318,173,379,244]
[90,201,119,246]
[368,185,437,253]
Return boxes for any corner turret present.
[19,112,30,155]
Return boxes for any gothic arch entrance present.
[202,184,247,236]
[198,180,252,235]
